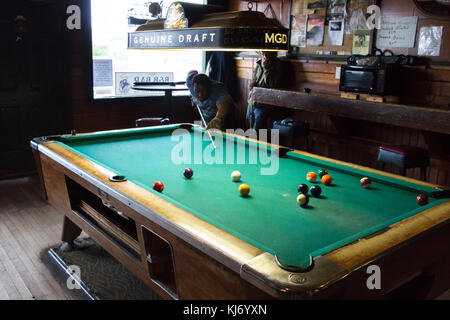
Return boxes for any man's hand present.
[206,118,221,130]
[249,81,255,90]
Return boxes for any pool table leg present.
[61,216,82,245]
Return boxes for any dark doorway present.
[0,0,71,179]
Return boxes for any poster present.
[307,0,327,9]
[290,14,308,47]
[352,29,371,55]
[307,16,325,46]
[93,59,113,87]
[346,8,368,34]
[115,72,174,96]
[327,0,347,22]
[376,16,418,48]
[327,19,345,46]
[418,26,443,56]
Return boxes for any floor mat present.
[51,238,162,300]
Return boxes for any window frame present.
[83,0,206,104]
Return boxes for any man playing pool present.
[186,70,235,130]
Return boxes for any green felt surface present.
[56,125,445,269]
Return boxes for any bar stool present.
[377,145,430,180]
[135,117,170,127]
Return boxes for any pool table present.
[31,124,450,299]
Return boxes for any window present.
[90,0,205,99]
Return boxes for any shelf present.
[252,87,450,135]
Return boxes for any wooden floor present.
[0,175,77,300]
[0,175,449,300]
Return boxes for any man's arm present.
[206,99,231,130]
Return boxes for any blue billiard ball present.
[310,185,322,197]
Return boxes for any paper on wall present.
[352,29,371,55]
[376,16,418,48]
[290,14,308,47]
[327,19,345,46]
[418,26,443,57]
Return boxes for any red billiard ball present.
[360,177,371,188]
[416,194,428,206]
[153,181,164,193]
[184,168,193,179]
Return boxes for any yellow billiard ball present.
[239,184,250,197]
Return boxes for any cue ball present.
[231,171,242,182]
[298,184,309,194]
[310,185,322,197]
[239,184,250,197]
[416,194,428,206]
[297,194,309,207]
[153,181,164,193]
[360,177,371,188]
[184,168,193,179]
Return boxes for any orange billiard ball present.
[306,172,317,182]
[321,174,332,186]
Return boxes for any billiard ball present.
[321,174,332,186]
[239,184,250,197]
[360,177,371,188]
[306,172,317,182]
[297,184,309,194]
[231,171,242,182]
[318,169,328,178]
[297,194,309,207]
[184,168,193,179]
[310,185,322,197]
[416,194,428,206]
[153,181,164,193]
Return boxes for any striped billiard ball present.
[297,194,309,207]
[306,172,317,182]
[360,177,371,188]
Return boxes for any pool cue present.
[194,103,217,149]
[249,54,256,129]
